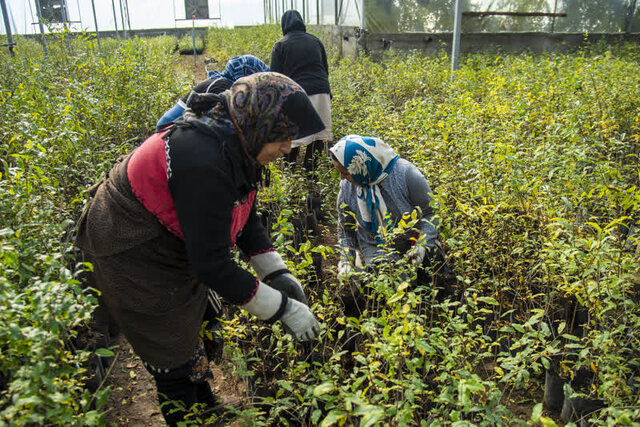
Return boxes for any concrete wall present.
[359,32,640,58]
[313,26,640,60]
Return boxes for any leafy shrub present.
[2,26,639,426]
[0,33,190,424]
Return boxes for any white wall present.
[1,0,265,35]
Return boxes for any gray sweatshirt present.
[337,158,439,266]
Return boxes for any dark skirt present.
[76,155,208,369]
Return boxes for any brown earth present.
[102,335,243,426]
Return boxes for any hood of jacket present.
[281,10,306,35]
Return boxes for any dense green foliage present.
[0,35,190,424]
[211,29,640,426]
[1,27,639,426]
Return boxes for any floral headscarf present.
[208,55,270,82]
[184,72,325,162]
[330,135,399,238]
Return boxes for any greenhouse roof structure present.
[2,0,638,37]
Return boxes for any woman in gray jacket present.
[330,134,453,294]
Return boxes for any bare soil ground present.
[103,336,242,426]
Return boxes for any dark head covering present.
[281,10,306,35]
[183,72,325,162]
[208,54,270,82]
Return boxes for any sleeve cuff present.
[250,250,287,280]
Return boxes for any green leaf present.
[531,402,543,422]
[354,405,385,427]
[477,296,499,306]
[540,416,558,427]
[320,409,346,427]
[95,348,114,358]
[313,382,335,397]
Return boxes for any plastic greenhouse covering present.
[318,0,640,34]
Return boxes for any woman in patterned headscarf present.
[156,54,270,131]
[330,135,453,293]
[76,72,324,426]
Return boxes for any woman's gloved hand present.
[337,258,352,280]
[407,245,426,267]
[249,250,306,303]
[279,298,320,341]
[240,281,319,341]
[268,272,306,303]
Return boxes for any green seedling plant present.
[1,25,639,426]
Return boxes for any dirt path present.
[103,335,241,426]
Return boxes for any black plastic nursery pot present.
[544,369,569,412]
[560,396,606,423]
[306,196,324,220]
[179,47,204,55]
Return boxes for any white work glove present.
[337,258,353,280]
[407,245,427,267]
[279,298,321,341]
[240,281,319,342]
[249,250,288,280]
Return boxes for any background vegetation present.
[0,26,638,426]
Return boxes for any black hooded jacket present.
[270,10,331,96]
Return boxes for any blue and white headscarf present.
[331,135,399,239]
[207,54,270,82]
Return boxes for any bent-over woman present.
[156,54,269,131]
[76,73,324,426]
[331,134,453,293]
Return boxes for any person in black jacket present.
[75,72,325,426]
[270,10,332,173]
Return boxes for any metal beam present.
[111,0,120,38]
[627,0,637,33]
[33,0,48,54]
[0,0,15,56]
[119,0,127,39]
[462,11,567,18]
[90,0,100,47]
[451,0,462,78]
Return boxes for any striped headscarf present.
[208,55,270,82]
[330,135,399,238]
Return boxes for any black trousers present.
[145,353,216,426]
[284,140,325,173]
[145,292,224,426]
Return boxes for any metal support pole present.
[190,10,196,68]
[33,0,48,55]
[111,0,120,38]
[119,0,127,39]
[316,0,319,24]
[627,0,637,33]
[450,0,462,79]
[90,0,101,47]
[0,0,15,56]
[125,0,131,32]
